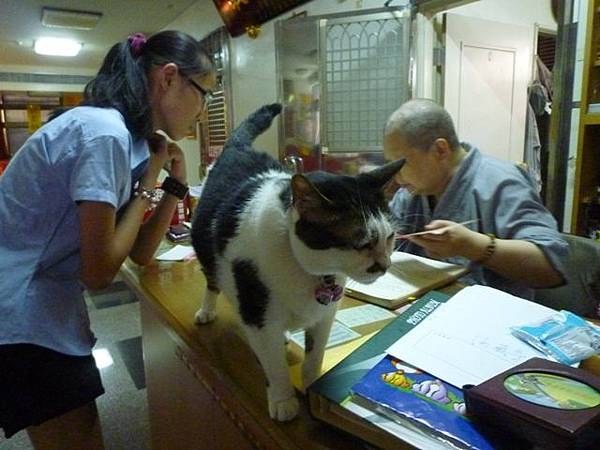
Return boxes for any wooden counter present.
[121,255,600,450]
[120,258,381,450]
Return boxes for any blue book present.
[308,291,455,449]
[351,355,495,450]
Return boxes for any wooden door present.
[444,13,533,162]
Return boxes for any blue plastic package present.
[510,310,600,365]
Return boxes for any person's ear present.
[432,138,452,160]
[159,63,179,90]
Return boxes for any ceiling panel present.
[0,0,206,72]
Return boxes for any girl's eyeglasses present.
[186,77,214,110]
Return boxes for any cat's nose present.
[366,261,389,274]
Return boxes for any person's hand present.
[140,133,169,188]
[165,142,187,184]
[144,134,187,186]
[404,219,484,260]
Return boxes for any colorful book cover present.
[309,290,452,406]
[351,355,495,450]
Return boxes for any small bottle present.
[586,185,600,205]
[589,186,600,240]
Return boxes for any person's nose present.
[394,170,405,185]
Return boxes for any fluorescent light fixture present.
[92,348,114,369]
[34,37,82,57]
[42,7,102,30]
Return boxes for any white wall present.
[0,64,94,92]
[449,0,557,31]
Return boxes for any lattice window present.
[321,12,411,153]
[199,28,232,168]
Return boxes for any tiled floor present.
[0,279,151,450]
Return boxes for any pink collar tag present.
[315,275,343,305]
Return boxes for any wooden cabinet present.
[140,300,258,450]
[572,0,600,237]
[121,261,364,450]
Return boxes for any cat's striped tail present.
[224,103,282,150]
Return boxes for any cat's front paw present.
[268,396,299,422]
[194,308,216,324]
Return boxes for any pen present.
[396,219,479,239]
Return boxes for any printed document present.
[386,285,555,388]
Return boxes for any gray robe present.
[389,144,567,300]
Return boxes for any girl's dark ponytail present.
[83,30,213,140]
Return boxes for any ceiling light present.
[34,37,82,57]
[41,7,102,30]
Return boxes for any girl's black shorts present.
[0,343,105,438]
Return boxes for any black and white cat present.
[191,103,404,421]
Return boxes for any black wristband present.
[161,176,188,200]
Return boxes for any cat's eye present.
[387,233,394,242]
[354,236,378,251]
[354,242,371,251]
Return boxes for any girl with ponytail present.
[0,30,214,449]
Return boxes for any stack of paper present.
[343,285,559,449]
[156,245,195,261]
[385,285,554,388]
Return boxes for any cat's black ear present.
[358,159,405,190]
[291,174,334,221]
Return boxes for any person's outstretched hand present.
[404,219,483,260]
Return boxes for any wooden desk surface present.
[121,258,379,450]
[121,255,600,450]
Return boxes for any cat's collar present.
[315,275,343,306]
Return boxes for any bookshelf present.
[0,91,82,158]
[572,0,600,236]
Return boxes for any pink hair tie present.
[128,32,147,57]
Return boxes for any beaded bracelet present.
[477,233,496,264]
[134,186,161,210]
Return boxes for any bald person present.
[384,98,566,299]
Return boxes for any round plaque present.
[504,371,600,410]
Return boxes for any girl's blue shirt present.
[0,106,149,355]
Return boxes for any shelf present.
[572,0,600,235]
[1,104,60,110]
[5,122,48,129]
[584,113,600,125]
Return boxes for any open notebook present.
[345,252,468,309]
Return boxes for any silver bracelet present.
[134,187,161,210]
